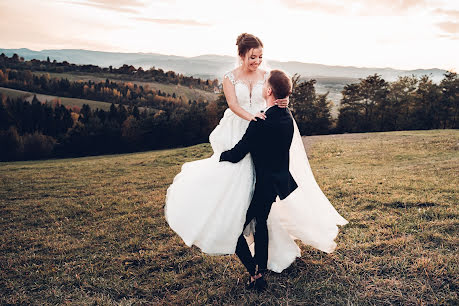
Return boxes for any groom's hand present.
[219,119,259,164]
[219,151,229,162]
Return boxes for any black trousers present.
[235,184,277,276]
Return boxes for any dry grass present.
[0,129,458,305]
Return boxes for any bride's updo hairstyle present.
[236,33,263,57]
[268,70,293,99]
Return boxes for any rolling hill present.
[0,48,449,110]
[0,87,114,111]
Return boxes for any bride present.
[165,33,348,273]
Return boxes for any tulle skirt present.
[165,107,348,273]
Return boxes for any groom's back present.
[251,106,297,199]
[252,106,294,176]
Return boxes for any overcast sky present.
[1,0,458,71]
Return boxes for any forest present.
[0,53,219,92]
[0,53,457,161]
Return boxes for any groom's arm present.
[219,120,261,163]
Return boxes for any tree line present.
[0,93,224,161]
[0,67,186,108]
[0,53,219,92]
[291,72,458,135]
[0,56,456,161]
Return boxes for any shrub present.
[0,126,23,161]
[22,132,56,160]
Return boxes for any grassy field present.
[0,130,457,305]
[0,87,113,111]
[31,71,218,103]
[0,87,31,100]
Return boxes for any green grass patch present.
[32,71,218,103]
[0,86,113,111]
[0,87,32,99]
[0,130,458,304]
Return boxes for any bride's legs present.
[235,234,256,276]
[253,192,276,273]
[235,184,275,285]
[235,196,258,277]
[254,218,269,272]
[235,235,262,289]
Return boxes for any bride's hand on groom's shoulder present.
[275,97,289,108]
[252,112,267,121]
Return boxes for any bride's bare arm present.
[223,77,265,121]
[275,97,289,108]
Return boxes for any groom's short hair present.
[268,70,292,99]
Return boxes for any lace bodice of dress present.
[224,70,268,112]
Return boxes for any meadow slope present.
[0,87,113,111]
[31,71,218,103]
[0,130,457,305]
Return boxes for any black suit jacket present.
[219,106,298,200]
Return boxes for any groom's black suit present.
[220,105,298,275]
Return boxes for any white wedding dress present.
[165,70,348,273]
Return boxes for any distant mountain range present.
[0,48,449,114]
[0,48,448,83]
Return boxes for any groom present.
[219,70,298,290]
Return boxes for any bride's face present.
[241,47,263,72]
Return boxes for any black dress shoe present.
[245,276,256,290]
[255,274,267,292]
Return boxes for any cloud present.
[65,0,147,14]
[0,24,117,52]
[282,0,344,14]
[134,17,210,26]
[438,33,459,40]
[379,0,425,11]
[84,0,145,6]
[282,0,427,16]
[436,21,459,34]
[433,8,459,19]
[433,8,459,41]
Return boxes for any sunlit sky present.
[1,0,458,71]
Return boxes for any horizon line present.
[0,46,453,72]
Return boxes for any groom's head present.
[263,70,292,104]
